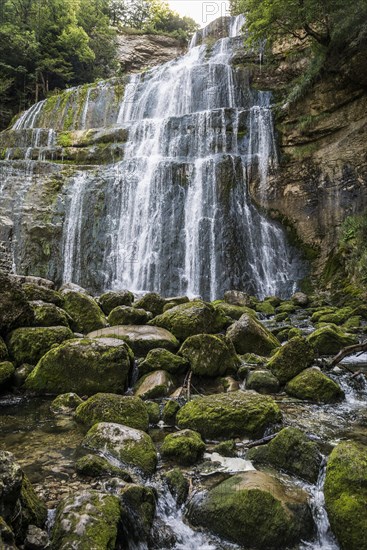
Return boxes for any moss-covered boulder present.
[177,391,281,439]
[18,475,47,538]
[82,422,157,475]
[149,300,227,341]
[311,307,352,325]
[119,484,156,542]
[134,370,175,400]
[62,290,107,333]
[286,368,344,403]
[108,306,151,326]
[276,301,298,314]
[0,516,15,548]
[226,314,280,356]
[0,361,15,388]
[145,401,160,424]
[162,399,180,425]
[324,441,367,550]
[163,469,189,505]
[88,325,179,355]
[246,369,280,394]
[50,392,83,413]
[22,283,63,306]
[213,439,236,457]
[75,393,149,431]
[212,301,256,321]
[25,338,132,395]
[138,348,189,377]
[291,292,309,307]
[179,334,240,377]
[187,471,314,549]
[7,326,73,366]
[307,324,357,355]
[255,301,275,316]
[51,490,121,549]
[134,292,166,316]
[267,336,315,385]
[223,290,252,307]
[0,273,33,334]
[161,429,205,465]
[75,454,132,480]
[0,337,8,360]
[98,290,134,315]
[247,427,322,483]
[30,301,71,328]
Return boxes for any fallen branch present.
[241,432,279,449]
[329,340,367,369]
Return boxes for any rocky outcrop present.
[117,33,185,72]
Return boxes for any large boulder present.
[149,300,227,341]
[223,290,252,307]
[0,362,15,388]
[88,325,179,355]
[22,283,63,306]
[134,292,166,316]
[108,306,151,326]
[0,273,33,334]
[285,368,344,403]
[138,348,189,377]
[324,441,367,550]
[267,336,315,385]
[7,326,73,366]
[246,369,280,394]
[30,301,71,327]
[62,290,107,333]
[51,490,121,549]
[247,427,322,483]
[161,429,205,465]
[176,391,281,439]
[75,393,149,431]
[134,370,175,399]
[25,338,133,395]
[226,314,280,356]
[212,301,256,321]
[307,324,357,355]
[82,422,157,475]
[187,471,314,549]
[98,290,134,315]
[118,484,156,544]
[179,334,240,377]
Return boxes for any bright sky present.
[167,1,231,28]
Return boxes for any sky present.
[167,0,231,28]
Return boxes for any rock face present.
[187,471,314,549]
[25,338,133,395]
[117,33,185,72]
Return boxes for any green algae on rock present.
[62,290,107,333]
[246,369,280,394]
[75,393,149,431]
[108,306,151,326]
[324,441,367,550]
[138,348,189,377]
[30,301,71,328]
[179,333,240,377]
[161,429,206,465]
[307,324,357,355]
[285,367,344,403]
[22,283,64,306]
[7,326,73,366]
[177,390,282,439]
[134,292,166,316]
[25,338,133,395]
[163,469,189,505]
[267,336,315,385]
[226,314,280,356]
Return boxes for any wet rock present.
[324,441,367,550]
[119,484,156,543]
[267,336,315,384]
[13,363,34,387]
[187,471,314,548]
[0,516,16,549]
[0,337,8,360]
[88,325,179,355]
[25,338,133,395]
[0,451,23,521]
[51,490,121,549]
[247,427,322,483]
[276,301,298,314]
[149,300,227,341]
[82,422,157,475]
[134,370,175,400]
[177,390,282,439]
[307,324,357,355]
[0,362,15,389]
[162,400,180,425]
[62,290,107,333]
[212,300,256,321]
[50,393,83,414]
[161,429,205,465]
[97,290,134,315]
[224,290,252,307]
[285,367,344,403]
[108,305,151,326]
[30,301,71,328]
[179,333,240,377]
[24,525,50,549]
[75,454,132,481]
[22,283,63,307]
[163,469,189,505]
[246,369,280,394]
[134,292,166,316]
[138,348,189,377]
[75,393,149,431]
[226,314,280,355]
[7,326,73,366]
[0,272,33,334]
[212,439,236,457]
[145,401,160,424]
[291,292,309,307]
[311,307,353,325]
[255,301,275,316]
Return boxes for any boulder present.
[0,272,33,334]
[246,369,280,394]
[87,325,179,355]
[0,362,15,388]
[247,427,322,483]
[291,292,309,307]
[75,393,149,431]
[307,324,357,355]
[50,393,83,413]
[108,306,151,326]
[187,471,314,548]
[82,422,157,475]
[7,326,73,366]
[118,484,156,543]
[51,490,121,549]
[24,525,50,549]
[179,334,240,377]
[25,338,132,395]
[0,516,16,549]
[161,429,205,465]
[223,290,252,307]
[22,283,63,306]
[0,337,8,360]
[30,301,71,327]
[226,314,280,355]
[311,307,352,325]
[176,390,281,439]
[285,368,344,403]
[163,469,189,505]
[212,301,256,321]
[98,290,134,315]
[138,348,189,377]
[149,300,227,341]
[62,290,107,333]
[324,441,367,550]
[145,401,160,424]
[75,455,132,480]
[134,370,175,400]
[134,292,166,316]
[267,336,315,385]
[162,400,180,425]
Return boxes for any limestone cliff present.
[117,33,185,72]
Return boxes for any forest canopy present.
[0,0,198,128]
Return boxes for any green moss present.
[267,336,314,385]
[212,301,257,321]
[161,429,205,465]
[134,292,166,316]
[7,326,73,366]
[0,337,8,361]
[108,306,150,326]
[62,291,107,333]
[75,454,132,480]
[57,131,73,147]
[134,370,175,399]
[0,361,15,387]
[213,440,236,457]
[19,475,47,535]
[75,393,149,431]
[307,324,357,354]
[119,484,156,540]
[256,301,275,316]
[31,302,71,327]
[145,401,160,424]
[246,369,280,394]
[163,469,189,505]
[162,399,180,425]
[226,314,280,356]
[324,441,367,550]
[138,348,189,377]
[179,334,240,377]
[286,367,344,403]
[51,392,83,413]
